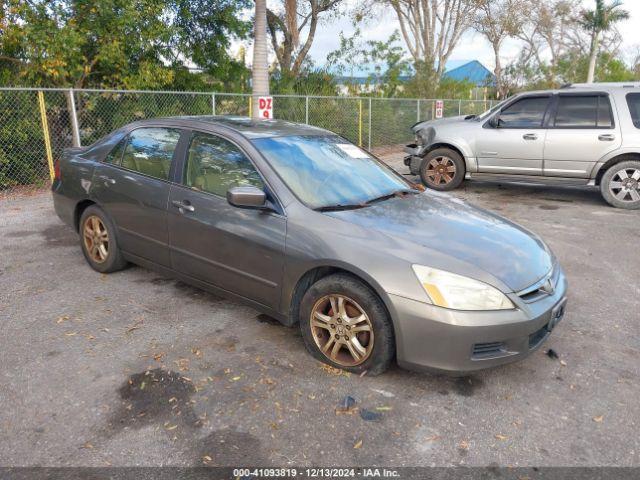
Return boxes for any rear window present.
[626,93,640,129]
[554,95,613,128]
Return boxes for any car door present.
[543,93,622,178]
[476,95,551,175]
[91,127,182,267]
[167,129,286,310]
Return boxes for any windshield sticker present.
[336,143,370,158]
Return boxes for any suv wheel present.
[79,205,127,273]
[600,160,640,209]
[419,148,465,191]
[299,274,395,376]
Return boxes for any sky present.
[241,0,640,74]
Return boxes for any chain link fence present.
[0,87,495,195]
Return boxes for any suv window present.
[554,95,612,128]
[498,96,550,128]
[104,137,127,165]
[626,93,640,129]
[120,128,181,180]
[185,132,264,197]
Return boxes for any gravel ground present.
[1,158,639,468]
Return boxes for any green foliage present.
[271,70,339,96]
[556,51,636,83]
[327,29,411,97]
[0,0,251,90]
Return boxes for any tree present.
[0,0,251,90]
[385,0,478,96]
[326,29,410,97]
[580,0,630,83]
[516,0,581,87]
[266,0,343,77]
[252,0,269,120]
[473,0,527,98]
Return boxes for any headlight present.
[412,265,515,311]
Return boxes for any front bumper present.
[387,271,568,375]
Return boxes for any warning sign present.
[258,96,273,119]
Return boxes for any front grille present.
[528,324,549,349]
[472,341,506,359]
[517,265,560,304]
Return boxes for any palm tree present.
[581,0,630,83]
[252,0,269,120]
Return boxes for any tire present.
[79,205,127,273]
[600,160,640,210]
[299,274,395,376]
[419,147,465,191]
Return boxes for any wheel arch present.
[74,199,97,232]
[594,152,640,186]
[286,264,395,334]
[424,142,469,173]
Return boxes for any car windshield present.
[475,98,511,120]
[252,135,416,210]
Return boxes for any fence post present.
[416,99,420,122]
[458,99,462,115]
[305,96,309,124]
[65,89,81,147]
[368,97,372,151]
[248,96,252,118]
[358,99,363,147]
[37,91,55,182]
[211,93,216,115]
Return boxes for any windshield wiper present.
[314,203,367,212]
[364,189,419,205]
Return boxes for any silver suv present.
[404,83,640,209]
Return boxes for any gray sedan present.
[52,117,567,375]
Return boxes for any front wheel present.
[419,148,465,191]
[299,274,395,376]
[600,160,640,209]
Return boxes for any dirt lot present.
[1,161,639,468]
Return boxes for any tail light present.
[54,159,61,181]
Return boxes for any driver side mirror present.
[227,186,267,209]
[488,115,501,128]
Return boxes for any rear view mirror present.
[227,186,267,209]
[488,115,500,128]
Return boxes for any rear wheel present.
[600,160,640,209]
[299,274,394,376]
[79,205,127,273]
[419,148,465,191]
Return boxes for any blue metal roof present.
[442,60,495,86]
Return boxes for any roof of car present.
[142,116,332,139]
[514,83,640,96]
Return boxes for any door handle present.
[171,200,195,213]
[99,175,116,185]
[523,133,538,140]
[598,134,615,141]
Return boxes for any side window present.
[554,95,613,128]
[104,137,127,165]
[185,132,264,197]
[120,128,181,180]
[498,96,550,128]
[626,93,640,129]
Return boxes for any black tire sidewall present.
[600,160,640,210]
[419,148,465,191]
[299,274,395,376]
[79,205,126,273]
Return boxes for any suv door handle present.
[598,134,615,141]
[171,200,195,213]
[523,133,538,140]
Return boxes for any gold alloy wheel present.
[425,156,456,186]
[83,215,109,264]
[310,294,374,367]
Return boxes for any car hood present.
[325,192,553,293]
[412,115,469,132]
